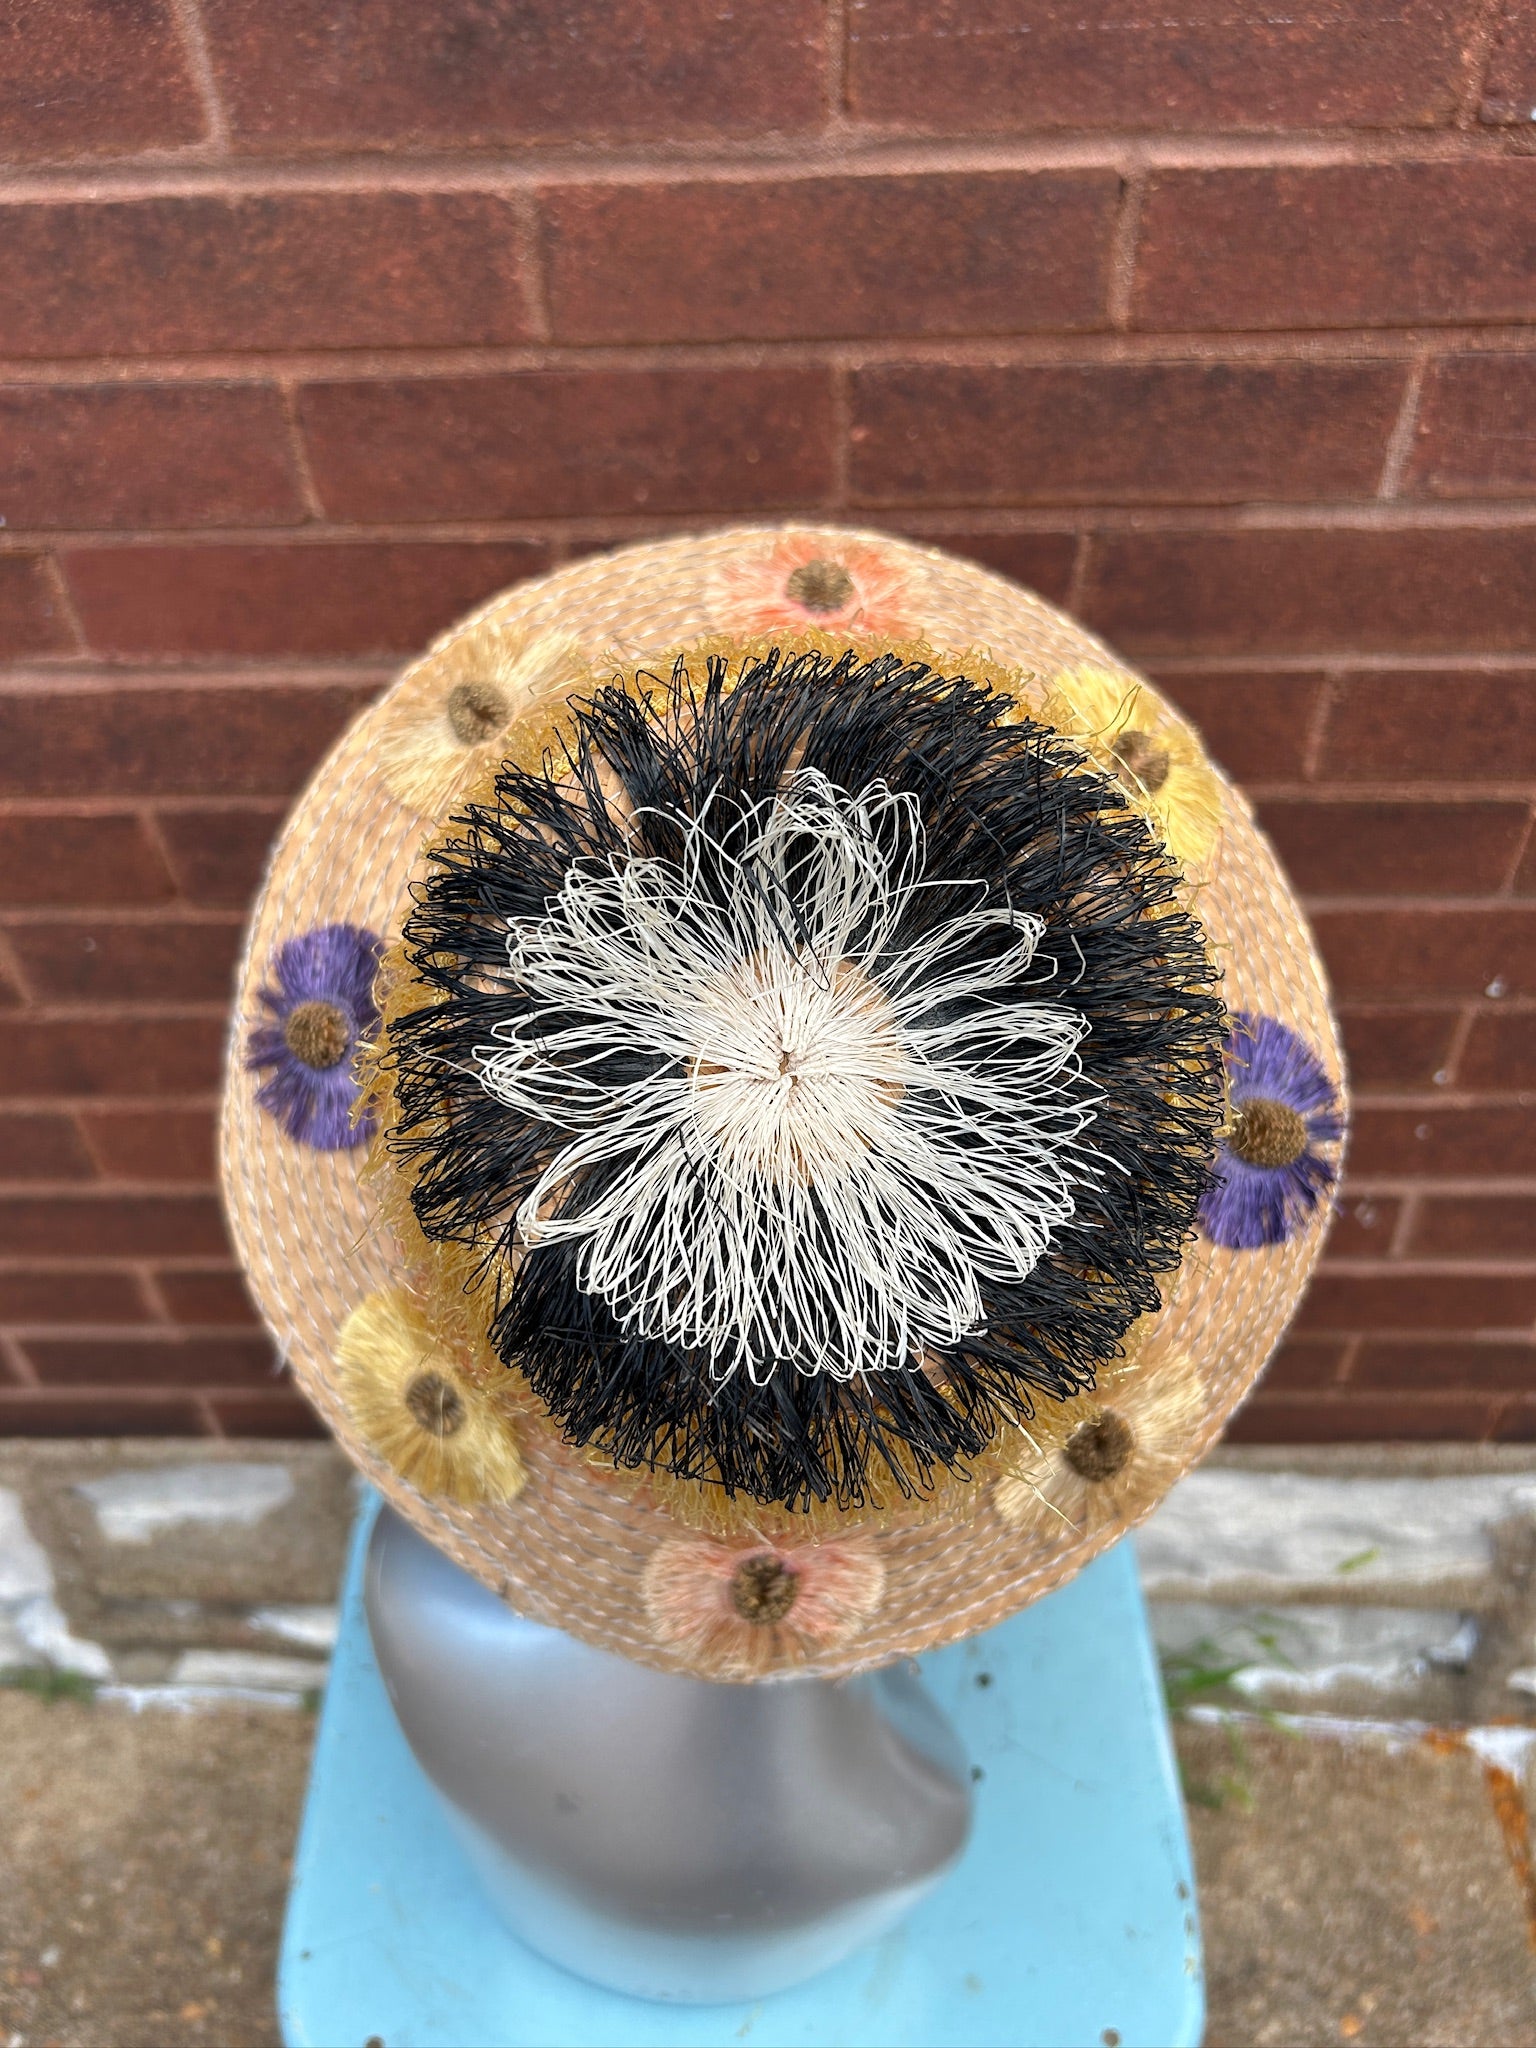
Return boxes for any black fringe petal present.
[383,647,1227,1511]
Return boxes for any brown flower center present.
[1111,728,1172,796]
[282,1000,351,1071]
[445,678,510,746]
[785,558,855,615]
[1064,1409,1136,1483]
[729,1554,800,1625]
[1229,1096,1308,1169]
[403,1370,467,1438]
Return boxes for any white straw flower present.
[475,769,1101,1385]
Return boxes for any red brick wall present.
[2,0,1534,1442]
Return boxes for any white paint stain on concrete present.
[1153,1599,1475,1697]
[248,1604,339,1652]
[77,1463,295,1544]
[0,1485,111,1679]
[1137,1471,1536,1599]
[170,1647,328,1691]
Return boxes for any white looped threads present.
[476,770,1100,1383]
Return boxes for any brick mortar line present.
[0,1257,243,1269]
[0,126,1529,200]
[17,503,1536,554]
[1376,353,1429,500]
[0,905,246,926]
[824,0,851,120]
[8,651,1536,683]
[1105,170,1145,330]
[165,0,230,155]
[0,665,391,692]
[508,188,553,345]
[7,327,1536,383]
[1242,784,1536,801]
[276,380,326,522]
[1317,1257,1536,1274]
[39,552,87,657]
[1455,0,1510,126]
[1502,804,1536,895]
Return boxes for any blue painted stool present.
[279,1494,1202,2048]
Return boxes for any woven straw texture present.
[220,525,1343,1680]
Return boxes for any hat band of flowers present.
[221,527,1345,1681]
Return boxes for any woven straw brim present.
[219,526,1343,1680]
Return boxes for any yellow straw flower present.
[375,624,580,817]
[335,1287,526,1505]
[1039,664,1222,879]
[992,1345,1205,1540]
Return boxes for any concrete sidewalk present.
[2,1693,1534,2047]
[4,1439,1536,2046]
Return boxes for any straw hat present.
[220,526,1346,1682]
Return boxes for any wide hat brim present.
[220,526,1343,1679]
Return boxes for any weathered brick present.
[79,1106,217,1182]
[544,174,1117,343]
[1147,670,1323,783]
[7,918,244,1005]
[0,1191,229,1259]
[23,1331,279,1386]
[0,383,304,530]
[1319,669,1536,781]
[1350,1103,1536,1177]
[1226,1391,1506,1442]
[206,1389,326,1439]
[1257,1337,1351,1391]
[0,810,173,906]
[1337,1006,1461,1090]
[1257,798,1528,896]
[0,1016,225,1098]
[0,1270,151,1324]
[1459,1006,1536,1089]
[0,0,204,159]
[0,193,533,358]
[1353,1340,1536,1389]
[847,0,1479,132]
[1083,528,1536,655]
[1134,163,1536,331]
[1517,831,1536,895]
[299,370,834,524]
[64,542,548,658]
[1407,354,1536,498]
[1409,1196,1536,1259]
[156,805,287,907]
[0,554,76,658]
[1480,1,1536,121]
[849,360,1406,505]
[1314,907,1536,1000]
[156,1269,260,1326]
[0,1111,96,1182]
[201,0,824,147]
[2,681,377,801]
[1297,1268,1536,1331]
[1323,1193,1401,1257]
[0,1390,208,1436]
[860,527,1079,603]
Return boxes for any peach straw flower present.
[376,623,579,818]
[642,1533,886,1679]
[707,533,915,639]
[992,1344,1204,1542]
[1038,664,1223,880]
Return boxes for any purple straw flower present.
[1198,1011,1344,1250]
[247,923,382,1150]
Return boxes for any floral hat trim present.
[1199,1012,1345,1250]
[247,922,382,1151]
